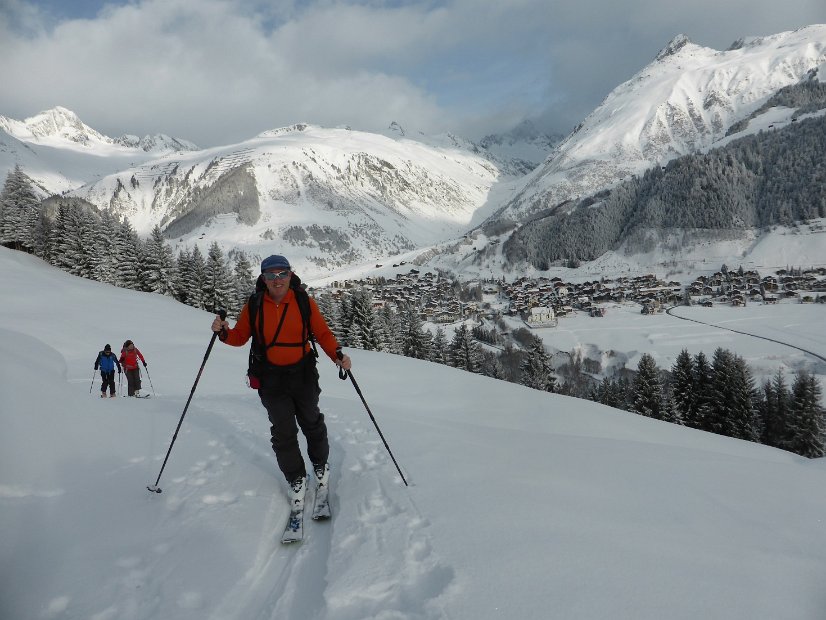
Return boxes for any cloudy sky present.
[1,0,823,148]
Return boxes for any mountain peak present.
[655,34,692,61]
[388,121,406,137]
[13,106,108,146]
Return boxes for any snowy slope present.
[3,247,826,620]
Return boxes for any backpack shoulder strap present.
[290,274,318,357]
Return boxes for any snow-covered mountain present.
[0,106,198,153]
[3,25,825,281]
[0,107,198,195]
[479,119,563,174]
[66,123,520,272]
[489,25,826,224]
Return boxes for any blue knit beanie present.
[261,255,291,272]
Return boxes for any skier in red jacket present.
[119,340,147,397]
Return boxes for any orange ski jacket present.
[219,288,340,366]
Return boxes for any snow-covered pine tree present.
[520,334,555,391]
[430,327,448,365]
[591,376,629,410]
[203,242,235,314]
[631,353,664,419]
[89,209,120,285]
[142,225,177,297]
[316,292,344,344]
[0,165,41,252]
[174,248,195,306]
[379,305,403,354]
[232,251,256,312]
[671,349,696,426]
[693,351,714,432]
[481,350,507,380]
[448,324,483,374]
[31,208,53,262]
[786,370,825,458]
[336,294,353,347]
[56,205,96,278]
[113,218,143,290]
[759,369,790,448]
[47,203,68,268]
[708,347,737,436]
[728,354,760,442]
[348,288,380,351]
[401,305,430,360]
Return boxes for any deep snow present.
[2,246,826,620]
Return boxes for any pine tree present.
[787,370,825,458]
[32,208,53,262]
[336,295,353,347]
[693,351,714,432]
[448,324,483,374]
[56,205,96,278]
[401,306,430,360]
[670,349,695,426]
[113,217,142,290]
[203,242,235,313]
[47,203,69,268]
[0,165,41,252]
[728,354,759,441]
[430,327,448,365]
[318,292,345,344]
[174,248,195,306]
[142,225,177,296]
[708,347,736,436]
[481,350,507,380]
[631,353,664,418]
[232,251,256,312]
[520,334,555,391]
[379,306,403,354]
[761,369,790,449]
[89,209,120,284]
[591,377,628,409]
[348,288,380,351]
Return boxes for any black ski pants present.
[100,370,116,395]
[125,368,142,396]
[256,356,329,483]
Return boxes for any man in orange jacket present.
[211,254,351,508]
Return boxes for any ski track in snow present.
[149,395,456,620]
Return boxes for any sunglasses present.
[262,270,290,281]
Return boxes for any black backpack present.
[247,273,318,379]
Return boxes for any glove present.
[142,362,147,368]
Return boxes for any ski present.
[280,507,304,544]
[311,483,331,520]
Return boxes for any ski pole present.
[89,369,96,394]
[143,363,156,396]
[147,310,226,494]
[337,353,408,486]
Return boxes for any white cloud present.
[1,0,823,145]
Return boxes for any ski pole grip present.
[336,347,348,380]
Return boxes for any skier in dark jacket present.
[94,344,122,398]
